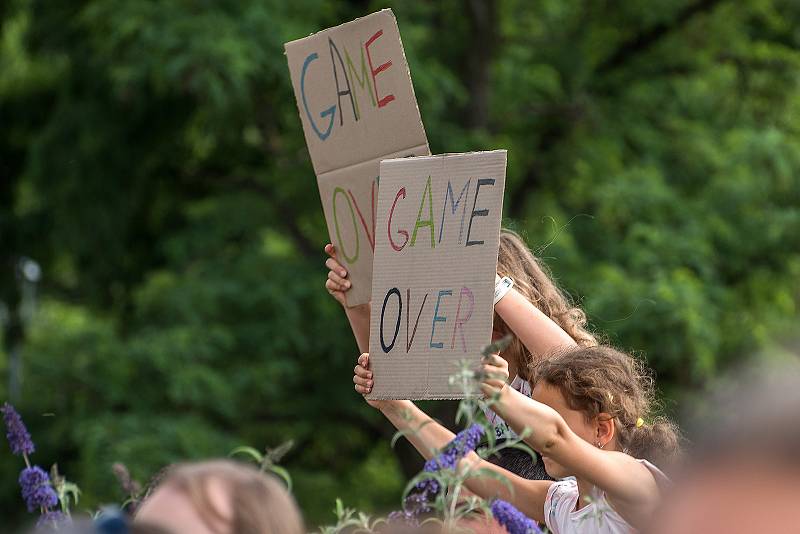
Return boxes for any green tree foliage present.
[1,0,799,527]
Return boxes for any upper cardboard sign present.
[285,9,428,175]
[366,151,507,400]
[285,9,429,306]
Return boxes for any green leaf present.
[268,465,293,492]
[61,481,82,505]
[481,335,513,357]
[229,446,264,463]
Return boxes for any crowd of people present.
[13,229,799,534]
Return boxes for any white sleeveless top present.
[544,460,670,534]
[484,375,531,439]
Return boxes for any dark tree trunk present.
[465,0,498,131]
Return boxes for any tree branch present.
[596,0,724,76]
[465,0,498,130]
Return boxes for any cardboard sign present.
[367,151,507,400]
[285,9,429,306]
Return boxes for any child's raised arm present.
[480,355,662,529]
[324,244,371,353]
[494,279,578,358]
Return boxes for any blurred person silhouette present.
[647,357,800,534]
[134,459,304,534]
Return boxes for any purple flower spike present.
[423,423,484,473]
[19,466,58,512]
[394,424,486,522]
[491,500,542,534]
[2,402,35,456]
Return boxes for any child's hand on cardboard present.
[324,244,351,306]
[353,353,392,409]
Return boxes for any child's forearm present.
[379,402,503,486]
[344,303,371,353]
[495,288,577,357]
[493,386,570,455]
[461,452,550,522]
[381,400,548,522]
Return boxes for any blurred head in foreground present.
[135,459,304,534]
[647,358,800,534]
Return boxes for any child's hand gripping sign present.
[367,151,507,400]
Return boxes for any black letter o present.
[380,287,402,353]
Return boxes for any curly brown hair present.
[531,345,682,469]
[495,228,596,381]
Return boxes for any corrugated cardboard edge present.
[381,150,507,165]
[366,392,468,400]
[284,8,393,49]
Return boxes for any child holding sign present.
[488,230,596,437]
[325,229,596,478]
[355,346,680,533]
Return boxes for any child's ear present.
[596,413,615,447]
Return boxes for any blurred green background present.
[2,0,799,528]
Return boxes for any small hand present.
[479,352,509,398]
[353,353,386,409]
[324,244,351,306]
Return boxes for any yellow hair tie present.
[636,417,644,428]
